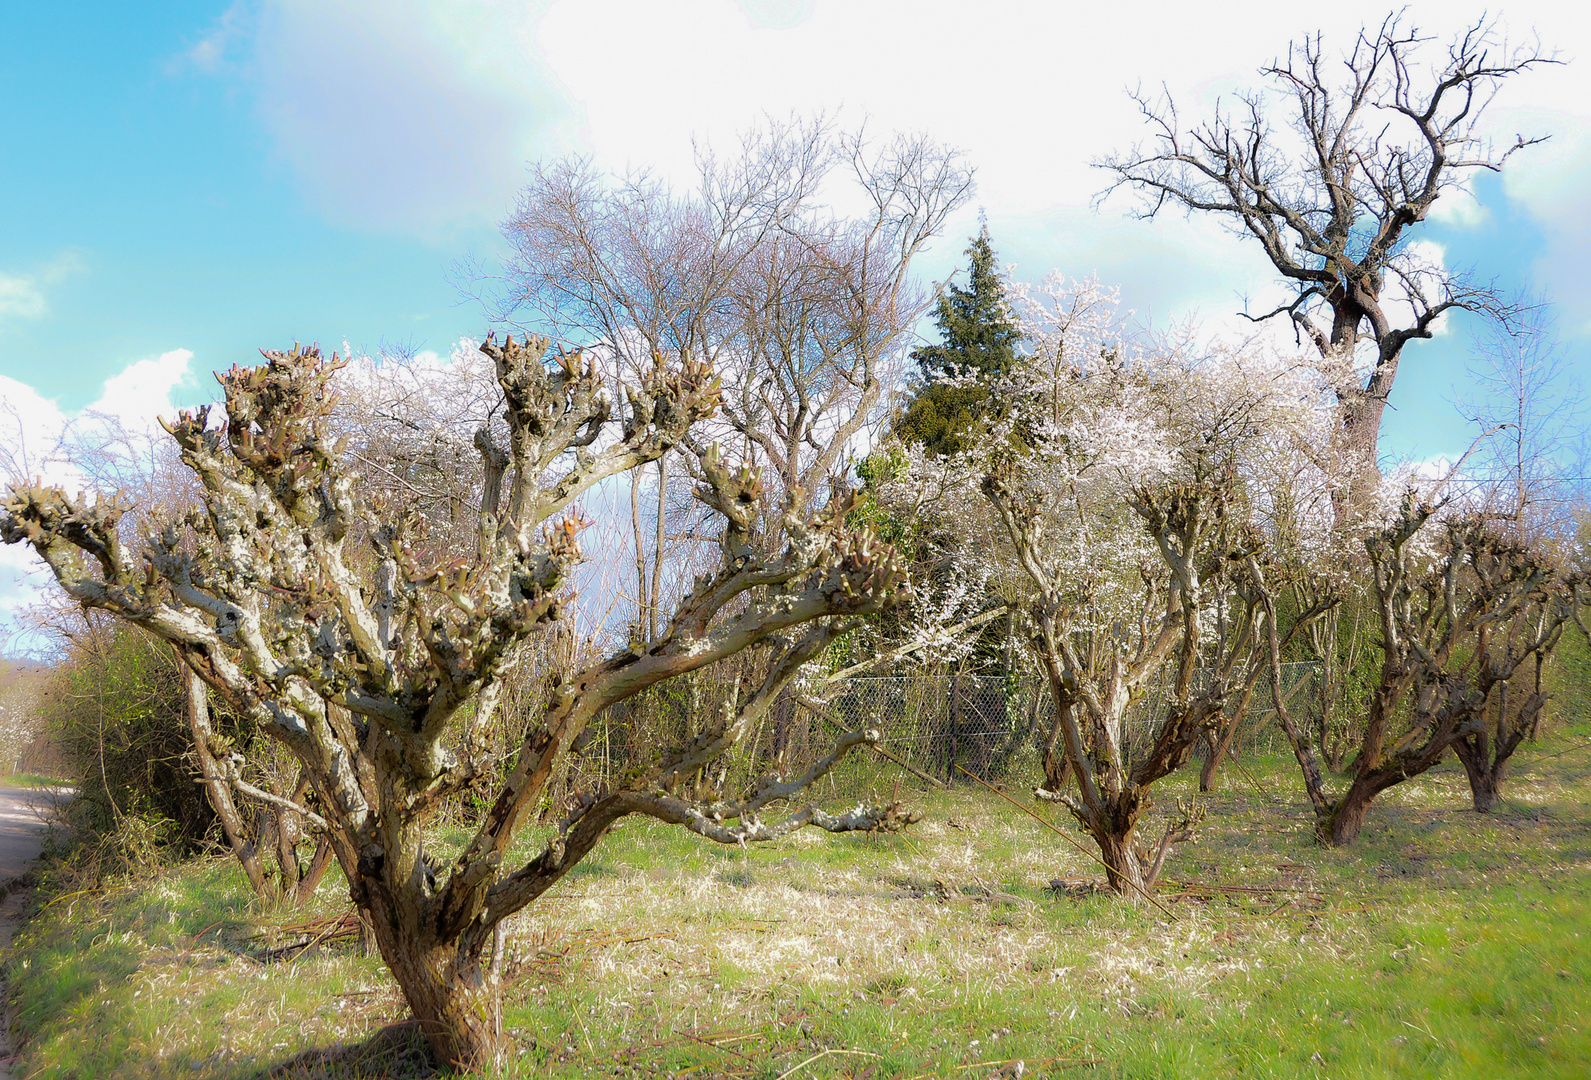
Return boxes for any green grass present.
[0,772,70,788]
[8,732,1591,1078]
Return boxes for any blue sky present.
[1,2,1588,607]
[0,2,506,411]
[4,1,1586,454]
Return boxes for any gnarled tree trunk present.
[1451,677,1547,814]
[1038,706,1073,796]
[1085,788,1150,898]
[1452,738,1504,814]
[1198,725,1237,793]
[366,901,504,1071]
[1323,769,1404,845]
[1093,833,1147,898]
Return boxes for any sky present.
[2,0,1589,638]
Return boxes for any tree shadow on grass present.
[261,1021,438,1079]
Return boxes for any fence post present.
[949,673,961,785]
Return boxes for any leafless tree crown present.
[500,117,974,515]
[1098,14,1556,477]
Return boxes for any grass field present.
[0,773,69,789]
[7,731,1591,1079]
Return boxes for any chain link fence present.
[558,663,1321,807]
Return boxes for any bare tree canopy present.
[495,118,970,652]
[1461,305,1586,542]
[1098,13,1557,502]
[501,117,974,514]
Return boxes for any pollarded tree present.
[1099,13,1554,511]
[2,336,914,1072]
[1260,500,1581,841]
[1438,311,1589,813]
[1449,582,1571,815]
[894,225,1023,456]
[986,467,1271,897]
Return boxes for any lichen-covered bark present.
[180,654,267,896]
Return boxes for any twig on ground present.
[899,1053,1101,1080]
[176,920,229,964]
[506,929,682,983]
[571,1005,596,1057]
[953,1056,1102,1073]
[1536,738,1591,762]
[37,887,100,913]
[1227,754,1281,804]
[1157,879,1321,898]
[775,1048,880,1080]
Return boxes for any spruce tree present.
[893,225,1021,456]
[882,227,1022,678]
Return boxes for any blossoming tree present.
[888,274,1330,896]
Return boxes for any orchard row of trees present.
[3,13,1583,1074]
[883,248,1583,878]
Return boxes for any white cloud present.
[1398,240,1456,338]
[87,349,197,427]
[0,351,202,646]
[1,348,197,488]
[191,1,1590,340]
[737,0,812,29]
[525,0,1394,325]
[0,376,69,485]
[1428,181,1489,229]
[240,0,573,235]
[197,4,1313,232]
[0,276,46,321]
[1466,8,1591,334]
[0,376,77,650]
[0,252,83,323]
[1503,122,1591,335]
[0,545,51,652]
[224,2,1582,321]
[991,207,1286,330]
[179,0,251,74]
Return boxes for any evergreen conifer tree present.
[880,226,1022,679]
[893,225,1021,455]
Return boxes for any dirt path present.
[0,787,68,1080]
